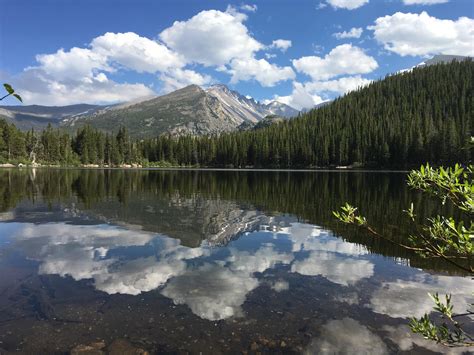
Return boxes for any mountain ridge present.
[0,84,299,137]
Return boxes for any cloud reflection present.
[305,317,388,355]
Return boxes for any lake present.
[0,168,472,354]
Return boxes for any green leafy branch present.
[1,83,22,103]
[409,293,474,347]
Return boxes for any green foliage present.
[408,163,473,214]
[334,163,474,347]
[1,83,22,102]
[409,293,473,347]
[332,203,367,226]
[3,83,14,94]
[0,119,140,166]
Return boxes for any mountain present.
[62,85,253,138]
[419,54,471,66]
[0,84,299,138]
[0,104,103,130]
[262,101,299,118]
[205,84,298,121]
[61,84,299,138]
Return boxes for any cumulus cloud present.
[326,0,369,10]
[35,47,110,82]
[368,12,474,56]
[229,57,295,87]
[162,243,293,320]
[403,0,449,4]
[158,7,295,87]
[15,70,155,106]
[333,27,363,39]
[291,251,374,286]
[159,68,212,93]
[269,82,325,110]
[305,318,388,354]
[161,263,259,320]
[159,8,262,67]
[12,223,209,295]
[91,32,185,73]
[292,44,378,80]
[270,39,292,52]
[304,75,372,94]
[266,75,371,111]
[10,30,197,105]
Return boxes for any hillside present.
[63,84,299,138]
[142,59,473,168]
[0,104,103,130]
[0,84,299,138]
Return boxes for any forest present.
[0,60,472,168]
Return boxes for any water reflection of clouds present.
[304,317,469,355]
[305,317,389,355]
[8,221,472,328]
[9,221,373,320]
[291,251,374,286]
[369,275,474,318]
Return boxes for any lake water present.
[0,168,472,354]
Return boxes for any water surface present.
[0,169,472,354]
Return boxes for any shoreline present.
[0,164,409,173]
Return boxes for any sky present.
[1,0,473,109]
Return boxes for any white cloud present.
[269,82,325,110]
[159,68,212,93]
[333,27,363,39]
[14,68,155,106]
[91,32,185,73]
[161,264,259,320]
[304,75,372,95]
[159,9,263,66]
[270,39,292,52]
[327,0,369,10]
[316,2,328,10]
[382,325,468,355]
[35,47,110,82]
[403,0,449,4]
[369,12,474,57]
[227,244,294,273]
[305,318,388,354]
[162,243,293,320]
[240,4,257,12]
[229,57,295,87]
[12,30,203,105]
[267,74,371,111]
[270,280,289,292]
[292,44,378,80]
[291,251,374,286]
[370,274,474,318]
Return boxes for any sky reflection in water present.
[4,219,472,324]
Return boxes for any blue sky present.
[1,0,473,108]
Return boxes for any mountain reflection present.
[0,168,464,272]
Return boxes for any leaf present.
[3,83,14,94]
[13,93,22,103]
